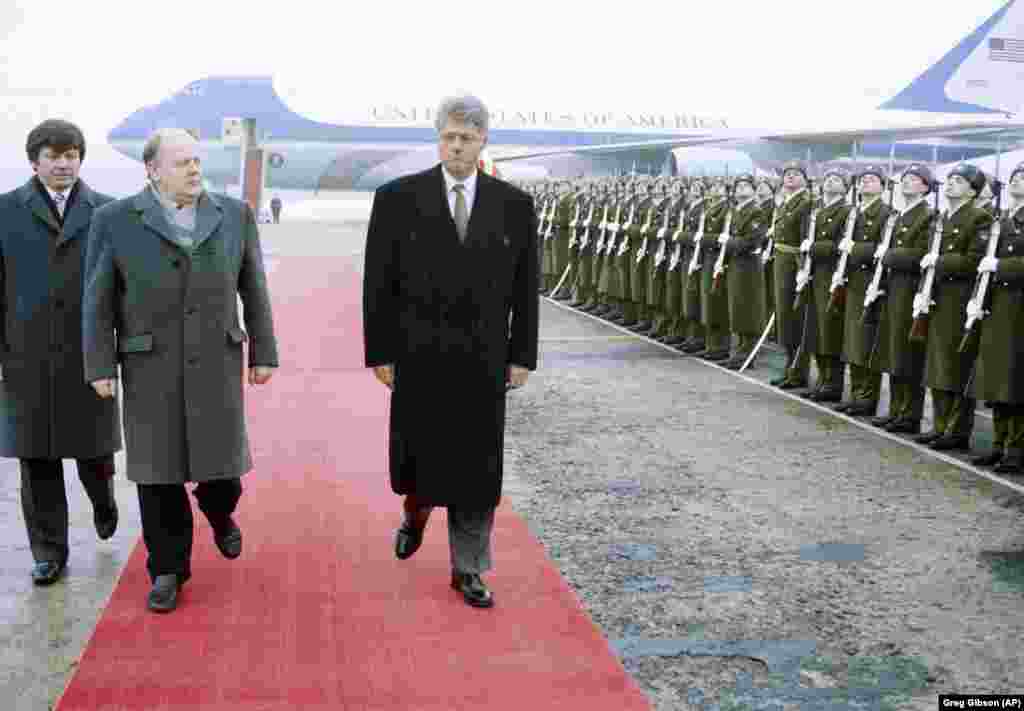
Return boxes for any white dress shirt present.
[44,182,73,218]
[442,164,477,222]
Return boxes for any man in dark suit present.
[83,128,279,612]
[363,94,539,609]
[0,119,121,586]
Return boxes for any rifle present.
[617,193,639,257]
[827,185,861,314]
[908,209,945,342]
[593,202,611,255]
[634,196,658,262]
[668,199,692,272]
[687,199,709,275]
[567,194,582,249]
[793,190,819,310]
[959,180,1004,352]
[578,198,596,251]
[652,196,673,268]
[604,201,624,256]
[711,184,736,292]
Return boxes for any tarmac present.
[2,211,1022,710]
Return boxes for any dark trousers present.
[404,495,495,575]
[20,455,116,564]
[137,478,242,582]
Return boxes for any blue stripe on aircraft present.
[108,75,690,148]
[877,0,1014,114]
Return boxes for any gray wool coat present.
[82,187,279,484]
[0,178,122,459]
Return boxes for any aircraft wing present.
[490,121,1024,163]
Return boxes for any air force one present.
[109,0,1024,191]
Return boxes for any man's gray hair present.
[142,127,197,166]
[434,94,489,134]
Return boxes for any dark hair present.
[26,119,86,163]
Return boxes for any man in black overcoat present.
[0,120,121,586]
[362,94,539,608]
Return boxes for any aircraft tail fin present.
[879,0,1022,115]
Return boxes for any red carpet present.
[55,255,651,710]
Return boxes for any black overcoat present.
[82,188,279,484]
[0,178,121,458]
[362,165,539,509]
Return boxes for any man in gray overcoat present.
[83,128,279,612]
[363,95,539,609]
[0,119,121,586]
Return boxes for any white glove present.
[978,256,999,274]
[800,237,813,253]
[920,253,938,270]
[718,233,729,245]
[838,236,854,254]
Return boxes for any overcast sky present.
[0,0,1009,194]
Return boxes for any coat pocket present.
[118,333,153,353]
[227,326,248,344]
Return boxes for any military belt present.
[774,243,800,254]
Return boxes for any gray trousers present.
[447,506,496,575]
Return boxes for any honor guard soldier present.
[721,173,767,369]
[833,165,894,416]
[579,184,612,314]
[658,178,691,346]
[914,163,993,451]
[969,161,1024,474]
[630,181,661,334]
[696,177,732,360]
[756,178,777,335]
[568,183,598,308]
[551,181,582,300]
[648,181,684,342]
[801,167,854,402]
[678,179,710,353]
[602,182,636,325]
[770,161,814,388]
[867,164,936,435]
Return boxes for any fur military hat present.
[947,162,986,194]
[822,167,850,188]
[780,161,809,182]
[1009,161,1024,183]
[733,173,757,191]
[901,163,935,193]
[858,164,887,183]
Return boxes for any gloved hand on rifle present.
[920,253,938,270]
[978,256,999,274]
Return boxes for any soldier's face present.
[756,184,772,201]
[438,116,486,180]
[859,174,883,196]
[824,175,845,194]
[734,183,755,200]
[33,145,81,191]
[901,174,928,197]
[782,170,805,190]
[149,135,203,203]
[689,185,703,198]
[944,174,975,200]
[1010,174,1024,198]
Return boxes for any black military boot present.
[970,449,1003,467]
[914,430,942,445]
[680,339,706,353]
[870,414,896,428]
[930,434,971,451]
[845,401,879,417]
[886,419,921,435]
[994,449,1023,475]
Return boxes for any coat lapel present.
[17,179,60,236]
[132,187,183,249]
[192,191,224,250]
[466,171,498,245]
[57,181,97,247]
[418,165,460,243]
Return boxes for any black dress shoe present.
[930,435,970,451]
[394,521,425,560]
[662,336,686,346]
[701,349,731,361]
[800,389,819,399]
[870,414,895,427]
[833,402,853,413]
[914,431,941,445]
[94,503,118,541]
[211,517,242,559]
[970,451,1003,467]
[680,341,706,354]
[553,290,573,301]
[994,456,1023,475]
[846,402,879,417]
[31,560,66,586]
[778,380,809,390]
[632,320,653,332]
[810,389,843,403]
[450,571,494,608]
[886,419,921,435]
[147,574,181,613]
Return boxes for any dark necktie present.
[453,184,468,243]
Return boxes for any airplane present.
[107,0,1024,192]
